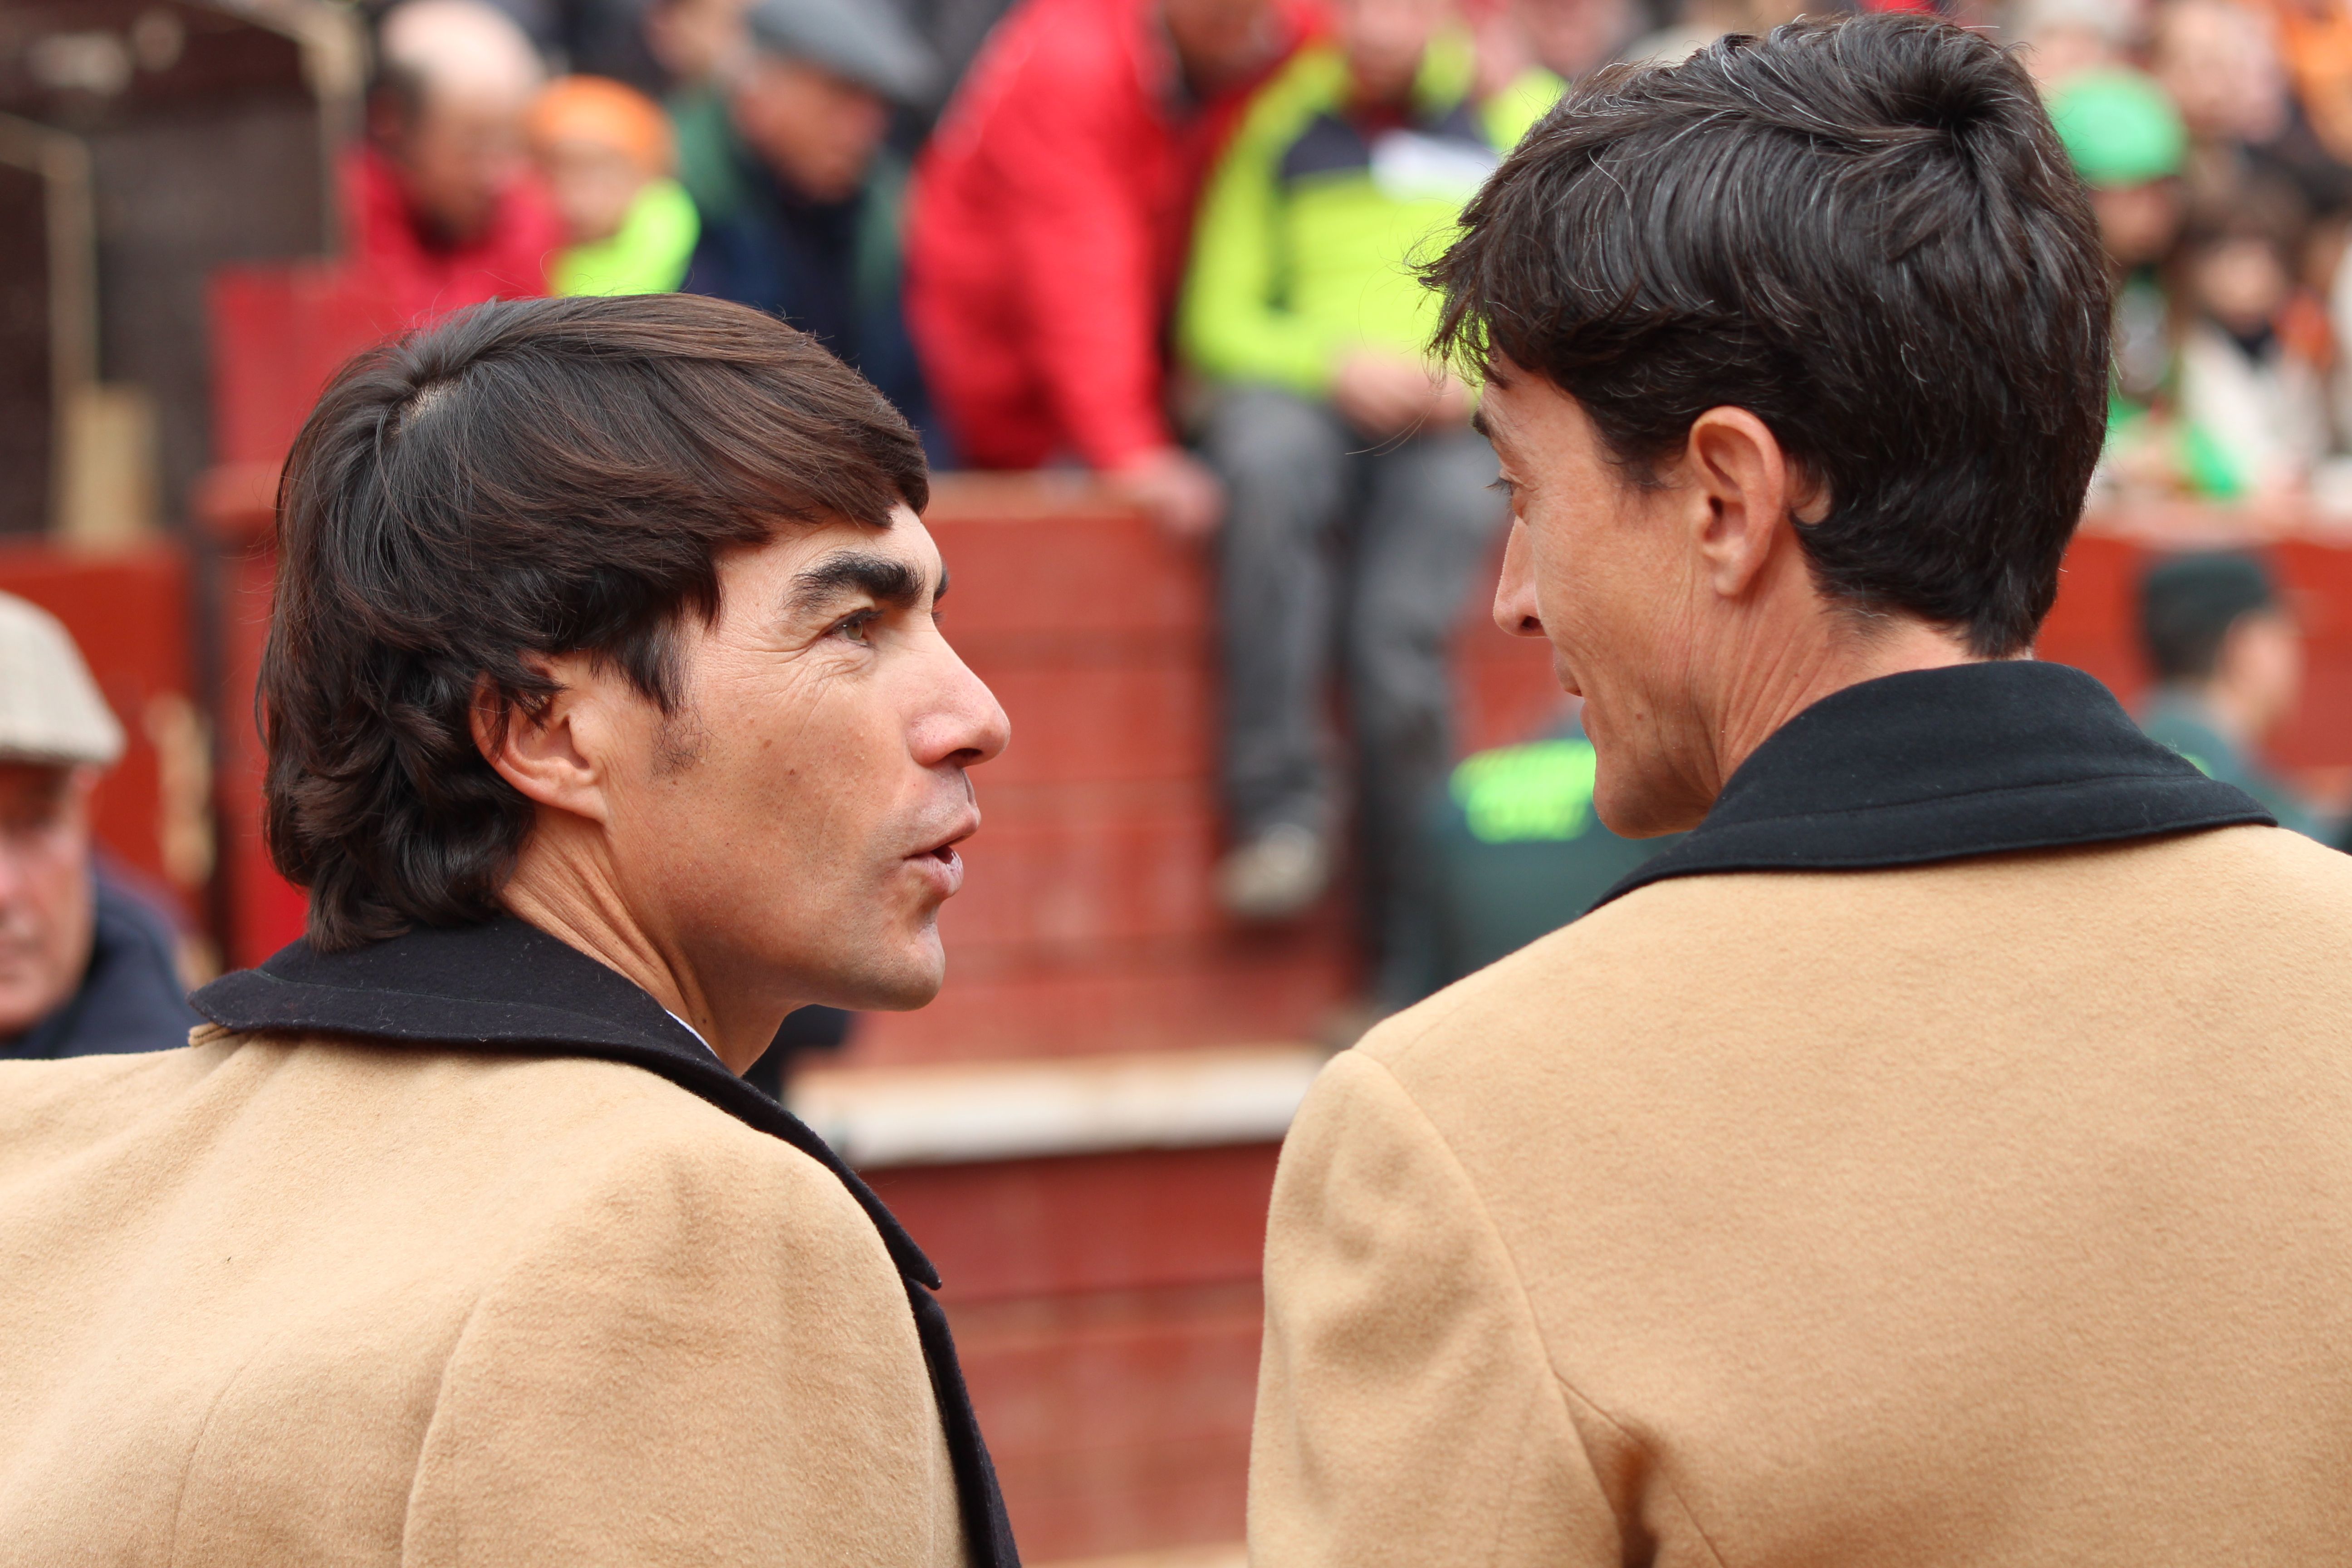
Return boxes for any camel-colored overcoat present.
[0,1029,967,1566]
[1252,824,2352,1564]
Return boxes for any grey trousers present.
[1201,385,1508,1001]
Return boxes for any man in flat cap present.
[0,591,196,1061]
[1250,15,2352,1565]
[679,0,935,420]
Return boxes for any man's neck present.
[499,836,784,1074]
[1707,612,1982,793]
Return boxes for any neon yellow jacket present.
[1179,36,1517,395]
[551,177,699,297]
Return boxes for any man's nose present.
[1492,518,1544,639]
[923,649,1012,771]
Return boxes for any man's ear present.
[469,652,618,826]
[1684,407,1812,601]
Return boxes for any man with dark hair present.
[0,294,1017,1564]
[1250,17,2352,1564]
[2137,549,2325,838]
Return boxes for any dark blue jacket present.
[2,866,199,1059]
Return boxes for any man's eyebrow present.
[784,551,934,617]
[1470,406,1493,441]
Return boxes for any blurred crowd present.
[2032,0,2352,505]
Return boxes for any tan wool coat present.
[0,1031,968,1566]
[1251,822,2352,1565]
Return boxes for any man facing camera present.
[0,296,1016,1564]
[0,592,197,1060]
[1251,17,2352,1566]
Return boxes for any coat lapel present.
[1595,661,2275,911]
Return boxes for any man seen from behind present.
[1250,18,2352,1564]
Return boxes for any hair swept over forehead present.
[264,292,927,951]
[1426,14,2110,659]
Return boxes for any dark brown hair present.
[264,293,926,952]
[1427,14,2110,657]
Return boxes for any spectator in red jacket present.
[906,0,1311,537]
[349,0,565,327]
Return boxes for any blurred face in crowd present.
[1513,0,1632,81]
[1163,0,1279,96]
[1335,0,1455,104]
[538,134,652,246]
[647,0,751,86]
[2216,608,2304,738]
[730,56,888,204]
[377,85,534,243]
[0,764,96,1039]
[2091,179,2184,270]
[490,510,1009,1065]
[2190,235,2292,333]
[2023,19,2122,88]
[2155,0,2286,142]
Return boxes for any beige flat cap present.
[0,592,124,768]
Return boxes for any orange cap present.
[526,75,675,176]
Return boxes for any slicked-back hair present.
[264,293,927,952]
[1428,14,2109,656]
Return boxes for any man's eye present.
[833,611,878,644]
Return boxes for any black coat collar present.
[192,916,1020,1568]
[1595,660,2274,911]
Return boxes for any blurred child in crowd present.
[2176,186,2332,498]
[907,0,1312,531]
[352,0,562,324]
[527,76,700,295]
[1179,0,1509,1007]
[2138,550,2327,835]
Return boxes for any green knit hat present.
[2049,69,2187,188]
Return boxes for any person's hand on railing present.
[1107,447,1228,542]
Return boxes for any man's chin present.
[810,932,947,1013]
[1593,756,1710,840]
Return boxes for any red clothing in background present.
[907,0,1309,470]
[343,149,561,328]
